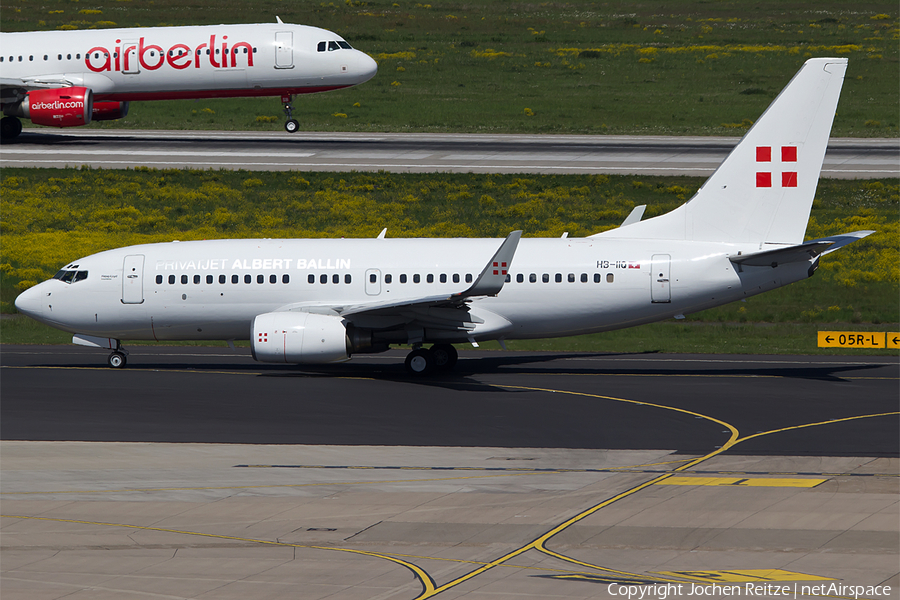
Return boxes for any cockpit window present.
[53,269,88,283]
[318,41,352,52]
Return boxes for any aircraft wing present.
[730,230,874,267]
[338,230,521,315]
[273,231,522,335]
[1,76,73,104]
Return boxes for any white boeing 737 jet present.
[14,58,872,374]
[0,19,377,139]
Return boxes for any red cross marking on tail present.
[756,146,798,188]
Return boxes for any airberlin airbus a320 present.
[15,58,872,375]
[0,18,377,139]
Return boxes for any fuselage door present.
[275,31,294,69]
[365,269,381,296]
[651,254,671,303]
[122,254,145,304]
[121,41,140,74]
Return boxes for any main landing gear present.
[107,344,128,369]
[0,116,23,141]
[404,344,458,376]
[281,94,299,133]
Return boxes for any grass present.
[1,0,897,136]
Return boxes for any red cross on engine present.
[756,146,797,188]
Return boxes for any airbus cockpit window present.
[53,269,88,283]
[317,41,354,52]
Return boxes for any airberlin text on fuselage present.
[154,258,352,271]
[85,34,254,73]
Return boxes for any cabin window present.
[232,274,239,284]
[529,273,536,283]
[581,273,588,283]
[607,273,614,283]
[317,41,326,52]
[156,275,163,284]
[426,274,434,283]
[43,55,48,60]
[465,274,473,283]
[516,274,524,283]
[283,274,290,284]
[385,274,392,284]
[440,274,447,283]
[505,274,511,282]
[542,274,549,283]
[400,274,407,283]
[67,54,71,60]
[413,274,420,283]
[332,274,339,284]
[320,274,327,284]
[244,274,252,284]
[453,273,459,283]
[555,273,562,283]
[181,275,188,284]
[366,272,375,283]
[594,273,601,283]
[308,274,315,284]
[169,275,176,284]
[193,275,201,284]
[269,274,277,284]
[344,274,352,284]
[568,273,575,283]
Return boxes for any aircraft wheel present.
[431,344,458,371]
[284,119,300,133]
[405,348,434,375]
[108,351,127,369]
[0,116,22,140]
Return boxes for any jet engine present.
[16,87,94,127]
[92,101,129,121]
[251,312,351,364]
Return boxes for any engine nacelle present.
[92,101,129,121]
[19,87,93,127]
[251,312,350,364]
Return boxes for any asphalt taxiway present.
[2,346,898,599]
[2,130,897,178]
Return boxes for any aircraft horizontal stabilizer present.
[730,230,874,267]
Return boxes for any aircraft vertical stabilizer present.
[599,58,848,244]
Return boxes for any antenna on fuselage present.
[276,16,284,24]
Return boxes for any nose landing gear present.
[282,94,299,133]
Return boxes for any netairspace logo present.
[606,582,893,599]
[31,100,85,110]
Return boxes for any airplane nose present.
[357,52,378,83]
[14,284,43,319]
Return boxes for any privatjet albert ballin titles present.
[14,58,872,374]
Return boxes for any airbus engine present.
[251,312,351,364]
[18,87,93,127]
[92,101,129,121]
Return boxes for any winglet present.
[454,230,522,298]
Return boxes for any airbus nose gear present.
[282,94,299,133]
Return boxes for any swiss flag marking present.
[258,332,268,343]
[492,261,508,276]
[756,146,798,188]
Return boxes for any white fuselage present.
[14,236,809,344]
[0,23,377,101]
